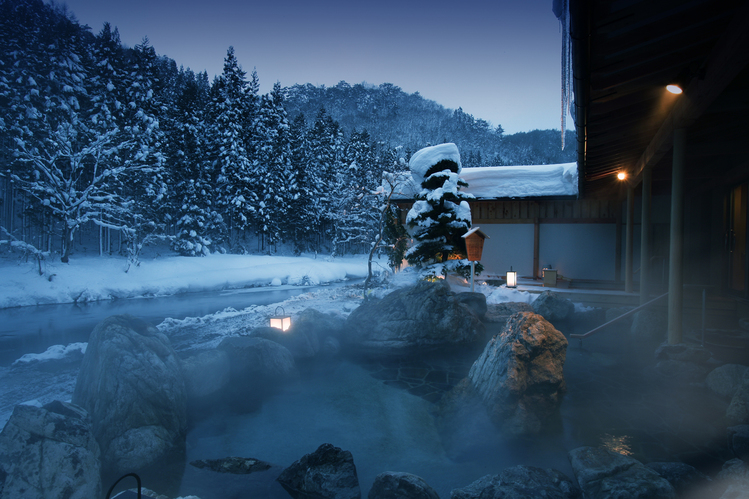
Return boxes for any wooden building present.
[569,0,749,340]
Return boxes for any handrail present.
[105,472,142,499]
[570,292,668,345]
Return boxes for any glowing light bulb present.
[617,172,627,181]
[666,84,683,95]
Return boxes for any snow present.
[397,162,578,199]
[12,343,87,367]
[0,254,370,309]
[408,143,461,182]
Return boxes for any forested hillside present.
[284,82,575,167]
[0,0,574,266]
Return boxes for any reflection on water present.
[600,433,633,456]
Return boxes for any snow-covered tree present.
[166,68,221,256]
[405,143,474,265]
[208,47,258,250]
[253,82,292,251]
[285,113,318,253]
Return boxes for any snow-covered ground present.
[0,252,539,428]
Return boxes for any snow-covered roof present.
[409,143,461,183]
[395,162,578,200]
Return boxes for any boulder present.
[707,364,749,399]
[646,462,713,497]
[343,279,485,357]
[217,336,298,411]
[654,360,709,382]
[190,456,272,474]
[454,292,487,319]
[532,291,575,323]
[250,326,319,359]
[277,443,361,499]
[728,425,749,462]
[655,343,712,364]
[436,378,500,461]
[468,312,567,436]
[728,376,749,425]
[631,309,667,341]
[450,466,579,499]
[568,446,675,499]
[604,306,634,334]
[484,302,533,327]
[368,472,439,499]
[181,349,231,400]
[716,458,749,499]
[0,401,101,499]
[72,315,187,481]
[295,308,347,341]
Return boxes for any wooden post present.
[625,186,635,293]
[640,166,652,305]
[533,218,540,279]
[668,128,686,345]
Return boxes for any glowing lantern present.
[666,84,683,94]
[506,267,518,288]
[270,306,291,331]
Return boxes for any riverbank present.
[0,253,371,309]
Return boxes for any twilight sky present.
[60,0,565,134]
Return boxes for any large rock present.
[250,326,319,359]
[729,425,749,462]
[532,290,575,323]
[468,312,567,435]
[450,466,579,499]
[484,302,533,328]
[180,349,231,421]
[277,443,361,499]
[568,446,675,498]
[217,336,298,411]
[72,315,187,481]
[0,401,101,499]
[727,375,749,425]
[631,309,667,341]
[454,292,487,319]
[707,364,749,399]
[344,279,485,356]
[646,462,713,497]
[368,471,439,499]
[716,458,749,499]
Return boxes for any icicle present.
[560,0,572,150]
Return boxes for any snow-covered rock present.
[277,443,361,499]
[0,401,102,499]
[72,315,188,481]
[468,311,567,435]
[343,279,485,356]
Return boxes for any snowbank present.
[0,254,370,309]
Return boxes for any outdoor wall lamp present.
[617,171,627,181]
[270,306,291,331]
[506,267,517,288]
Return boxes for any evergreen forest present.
[0,0,575,265]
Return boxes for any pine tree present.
[405,144,474,265]
[208,47,257,250]
[286,113,318,253]
[168,68,221,256]
[253,82,292,251]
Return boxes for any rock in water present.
[344,279,485,357]
[568,447,675,498]
[451,465,579,499]
[532,290,575,323]
[0,401,102,499]
[368,471,439,499]
[468,312,567,435]
[277,443,361,499]
[72,314,187,481]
